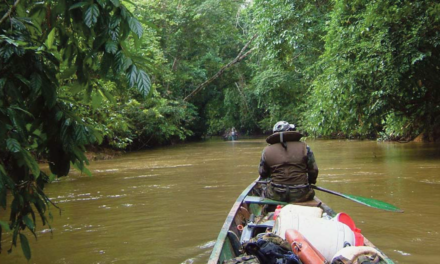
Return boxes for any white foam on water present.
[394,250,411,256]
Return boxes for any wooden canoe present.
[208,179,395,264]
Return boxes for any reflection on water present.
[1,139,439,263]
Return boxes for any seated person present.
[259,121,318,203]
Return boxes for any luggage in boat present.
[274,204,324,219]
[333,212,365,246]
[331,246,388,264]
[208,179,395,264]
[274,205,355,261]
[243,233,301,264]
[285,229,326,264]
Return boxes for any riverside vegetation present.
[1,0,439,259]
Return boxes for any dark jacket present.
[259,135,318,185]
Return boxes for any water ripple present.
[95,169,120,173]
[394,249,411,256]
[107,194,128,198]
[199,240,215,249]
[123,174,159,179]
[420,179,440,184]
[148,164,193,169]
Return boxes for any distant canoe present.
[208,179,395,264]
[223,133,238,141]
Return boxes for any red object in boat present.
[273,205,282,221]
[285,229,326,264]
[335,212,364,246]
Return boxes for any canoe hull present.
[208,179,394,264]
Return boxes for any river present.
[1,138,440,263]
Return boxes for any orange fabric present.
[285,229,326,264]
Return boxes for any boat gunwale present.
[208,180,257,263]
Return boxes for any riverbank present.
[84,131,439,163]
[84,146,123,161]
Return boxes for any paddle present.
[311,185,403,213]
[256,181,403,212]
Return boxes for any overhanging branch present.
[0,0,21,26]
[183,34,258,102]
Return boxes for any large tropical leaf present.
[19,233,31,260]
[110,0,121,7]
[136,69,151,96]
[6,138,21,153]
[20,149,40,178]
[105,41,118,54]
[127,64,138,88]
[84,4,100,28]
[30,73,42,92]
[69,2,88,10]
[128,17,143,39]
[22,215,35,231]
[113,51,131,73]
[96,0,107,8]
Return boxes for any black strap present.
[271,182,309,189]
[280,132,287,150]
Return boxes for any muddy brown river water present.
[1,138,440,263]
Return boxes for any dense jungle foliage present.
[1,0,440,259]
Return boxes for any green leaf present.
[23,215,35,231]
[19,233,31,260]
[0,45,15,60]
[55,111,63,121]
[127,64,138,88]
[132,32,140,49]
[105,41,118,54]
[67,82,85,95]
[11,223,18,249]
[113,51,128,73]
[123,0,137,6]
[15,74,30,87]
[119,6,129,19]
[128,17,143,39]
[69,2,88,10]
[59,66,77,80]
[9,105,33,117]
[11,18,26,31]
[21,149,40,178]
[91,92,103,110]
[73,161,92,177]
[6,138,21,153]
[45,28,56,50]
[97,86,116,104]
[110,0,120,7]
[0,220,10,231]
[109,16,121,29]
[96,0,107,8]
[136,69,151,97]
[30,73,42,92]
[49,173,57,182]
[84,4,100,28]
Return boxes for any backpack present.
[243,233,301,264]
